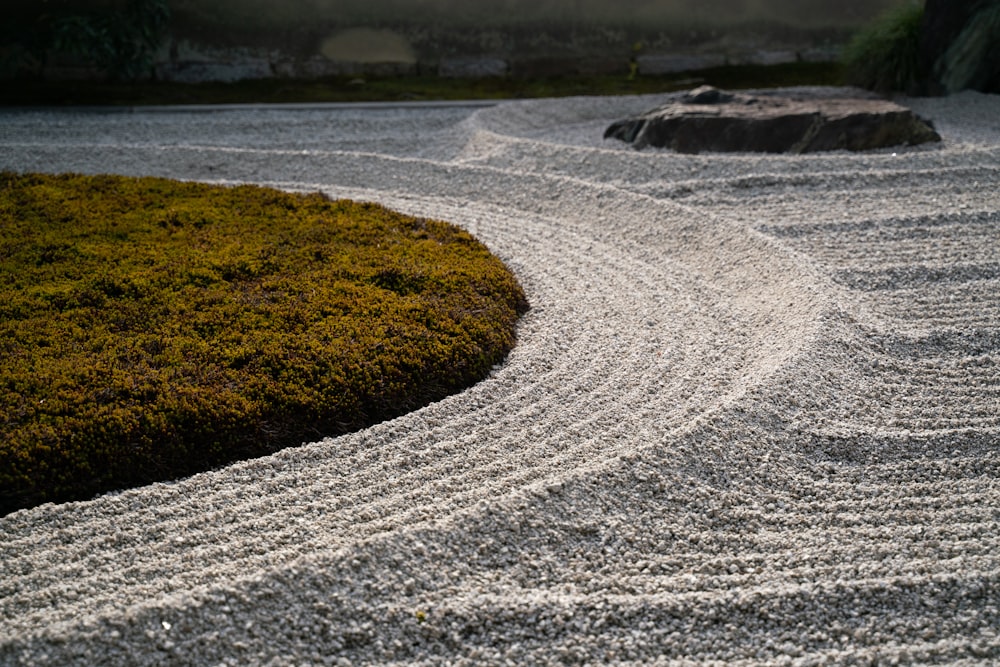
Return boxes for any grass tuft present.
[842,1,925,94]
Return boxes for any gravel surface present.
[1,89,999,666]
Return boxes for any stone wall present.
[149,23,849,83]
[3,0,915,82]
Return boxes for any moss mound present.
[0,172,528,515]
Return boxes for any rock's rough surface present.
[604,86,942,153]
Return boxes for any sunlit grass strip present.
[0,62,847,107]
[0,172,528,514]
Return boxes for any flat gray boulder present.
[604,86,942,153]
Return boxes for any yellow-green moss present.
[0,171,528,515]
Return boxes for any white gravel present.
[1,88,999,666]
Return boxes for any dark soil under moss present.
[0,172,528,515]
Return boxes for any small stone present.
[682,85,736,105]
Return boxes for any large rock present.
[604,86,942,154]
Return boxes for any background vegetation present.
[0,172,528,515]
[841,0,925,93]
[2,0,170,81]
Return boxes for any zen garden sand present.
[1,88,999,665]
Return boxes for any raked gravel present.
[1,88,999,666]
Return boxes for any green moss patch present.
[0,172,528,514]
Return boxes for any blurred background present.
[2,0,996,99]
[2,0,907,81]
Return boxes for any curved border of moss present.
[0,171,528,515]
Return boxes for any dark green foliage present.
[934,2,1000,94]
[52,0,170,80]
[0,172,528,515]
[842,1,925,93]
[1,0,169,81]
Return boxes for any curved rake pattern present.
[1,91,998,664]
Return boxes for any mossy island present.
[0,172,528,515]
